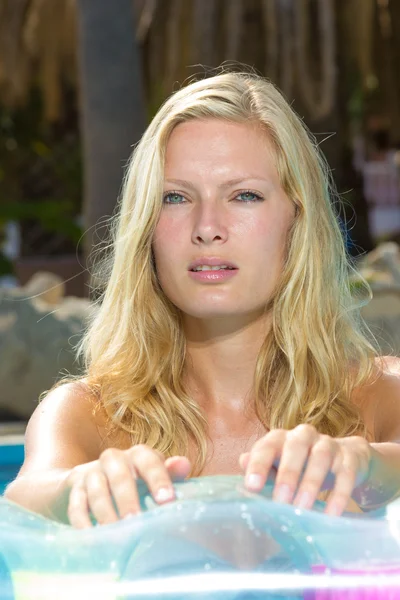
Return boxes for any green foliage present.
[0,252,13,276]
[0,201,82,242]
[0,87,82,209]
[0,87,82,276]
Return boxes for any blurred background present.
[1,0,400,427]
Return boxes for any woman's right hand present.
[66,445,192,528]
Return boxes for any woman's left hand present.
[239,424,374,516]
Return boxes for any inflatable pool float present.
[1,475,400,599]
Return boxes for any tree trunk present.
[299,0,374,256]
[76,0,146,278]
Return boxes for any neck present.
[182,312,271,416]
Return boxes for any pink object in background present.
[363,159,400,207]
[362,155,400,240]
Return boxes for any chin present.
[180,304,249,321]
[176,300,269,326]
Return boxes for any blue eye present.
[163,190,263,204]
[163,192,186,204]
[236,191,263,202]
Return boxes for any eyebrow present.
[164,177,269,190]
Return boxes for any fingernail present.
[246,473,263,490]
[123,512,136,520]
[294,491,311,509]
[275,484,292,504]
[155,487,174,503]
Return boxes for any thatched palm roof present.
[0,0,77,120]
[0,0,390,124]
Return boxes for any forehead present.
[164,119,276,175]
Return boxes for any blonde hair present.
[60,70,379,475]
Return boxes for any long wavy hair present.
[57,70,380,475]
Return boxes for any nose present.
[191,201,228,245]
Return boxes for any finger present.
[85,470,119,525]
[130,445,175,504]
[240,452,278,483]
[272,426,318,504]
[244,430,286,492]
[292,436,336,509]
[100,449,141,518]
[165,456,192,481]
[324,452,358,517]
[68,485,93,529]
[239,452,250,471]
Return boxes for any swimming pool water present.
[0,443,24,495]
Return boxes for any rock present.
[358,243,400,355]
[0,272,96,420]
[22,272,66,305]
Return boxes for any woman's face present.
[152,118,296,323]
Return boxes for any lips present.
[188,257,238,271]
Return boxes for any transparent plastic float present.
[1,475,400,600]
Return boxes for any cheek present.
[244,216,291,290]
[152,218,183,266]
[241,217,286,261]
[152,219,188,302]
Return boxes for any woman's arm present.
[353,360,400,510]
[4,382,104,523]
[352,442,400,511]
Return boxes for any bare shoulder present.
[356,356,400,443]
[375,355,400,375]
[21,380,111,474]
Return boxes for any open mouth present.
[190,266,237,272]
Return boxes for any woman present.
[6,71,400,529]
